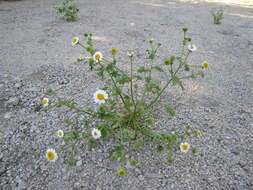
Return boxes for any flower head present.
[57,130,64,138]
[188,44,197,52]
[71,37,79,46]
[180,142,190,153]
[147,37,154,43]
[93,52,103,62]
[182,27,188,32]
[41,97,49,107]
[196,130,203,137]
[201,61,209,69]
[111,48,117,55]
[46,148,58,162]
[117,168,126,177]
[127,50,135,57]
[93,89,108,104]
[91,128,101,139]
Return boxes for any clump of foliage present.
[44,27,208,174]
[211,8,224,24]
[56,0,79,22]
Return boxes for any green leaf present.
[129,159,137,167]
[151,66,164,72]
[137,66,150,73]
[133,138,143,149]
[67,160,76,166]
[156,145,164,152]
[172,76,184,90]
[87,139,97,150]
[191,147,197,154]
[164,104,176,116]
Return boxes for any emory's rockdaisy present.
[117,168,126,177]
[91,128,101,139]
[57,130,64,138]
[180,142,190,153]
[93,52,103,62]
[41,97,49,107]
[93,89,108,104]
[46,148,58,162]
[71,37,79,46]
[188,44,197,52]
[201,61,209,69]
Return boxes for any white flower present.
[71,37,79,46]
[41,97,49,107]
[46,148,58,162]
[93,89,108,104]
[91,128,101,139]
[188,44,197,52]
[93,52,103,62]
[180,142,190,153]
[57,130,64,138]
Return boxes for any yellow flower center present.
[118,169,126,176]
[42,99,48,105]
[72,38,77,43]
[182,144,188,151]
[93,131,97,136]
[47,152,55,161]
[97,93,104,100]
[95,54,101,60]
[203,63,208,68]
[58,131,63,136]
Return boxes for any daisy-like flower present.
[127,50,135,57]
[201,61,209,69]
[196,130,203,137]
[41,97,49,107]
[146,37,154,43]
[57,130,64,138]
[117,168,126,177]
[46,148,58,162]
[188,44,197,52]
[71,37,79,46]
[91,128,101,139]
[180,142,190,153]
[93,89,108,104]
[93,52,103,62]
[111,48,117,55]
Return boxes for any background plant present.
[44,28,208,173]
[211,8,224,24]
[55,0,79,22]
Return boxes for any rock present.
[15,82,22,88]
[4,112,12,119]
[74,182,81,189]
[76,160,82,167]
[138,175,145,181]
[6,97,20,106]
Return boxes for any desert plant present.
[211,8,224,24]
[43,27,208,175]
[56,0,79,22]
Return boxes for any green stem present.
[130,57,136,108]
[99,62,128,110]
[78,42,86,49]
[146,52,189,109]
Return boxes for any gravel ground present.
[1,0,253,189]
